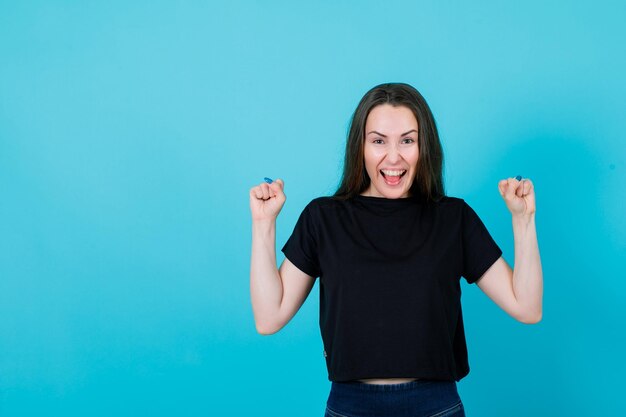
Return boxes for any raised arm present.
[475,177,543,324]
[249,179,316,335]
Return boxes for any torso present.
[357,378,419,385]
[288,196,483,383]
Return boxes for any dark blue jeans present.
[325,379,465,417]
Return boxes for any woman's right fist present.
[249,178,286,221]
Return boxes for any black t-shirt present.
[281,193,502,382]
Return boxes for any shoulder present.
[431,195,468,211]
[436,195,465,205]
[297,196,336,218]
[299,196,353,222]
[305,196,345,210]
[429,196,479,223]
[309,196,335,205]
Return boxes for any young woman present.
[250,83,543,417]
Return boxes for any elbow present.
[256,326,277,336]
[519,311,542,325]
[255,322,281,335]
[253,307,286,335]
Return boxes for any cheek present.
[363,147,380,168]
[365,147,385,160]
[364,161,379,176]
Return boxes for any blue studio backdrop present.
[1,1,624,416]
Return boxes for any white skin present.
[361,104,419,199]
[249,103,542,386]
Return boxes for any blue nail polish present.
[264,177,273,184]
[515,175,522,181]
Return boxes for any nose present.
[386,143,402,163]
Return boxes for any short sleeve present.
[281,201,321,278]
[461,201,503,284]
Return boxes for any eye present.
[372,138,384,144]
[402,138,416,144]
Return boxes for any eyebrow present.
[366,129,418,137]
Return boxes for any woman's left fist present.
[498,177,536,217]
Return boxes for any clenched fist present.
[249,178,286,222]
[498,177,536,218]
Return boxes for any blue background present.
[1,1,624,416]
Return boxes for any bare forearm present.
[512,214,543,321]
[250,220,284,332]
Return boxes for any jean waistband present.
[332,379,451,392]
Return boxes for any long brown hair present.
[333,83,445,202]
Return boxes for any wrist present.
[512,212,535,230]
[253,218,277,233]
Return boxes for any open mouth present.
[380,169,407,178]
[380,169,407,186]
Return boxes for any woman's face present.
[361,104,419,198]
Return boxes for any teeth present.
[381,169,406,177]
